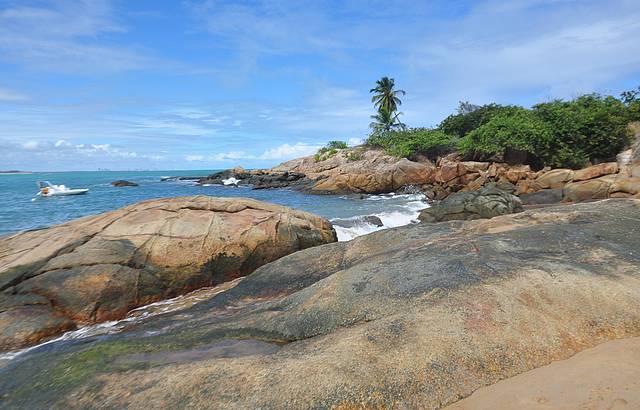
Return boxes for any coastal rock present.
[572,162,618,181]
[418,186,523,223]
[520,188,564,205]
[110,180,138,187]
[562,175,616,202]
[610,177,640,196]
[331,215,384,228]
[0,196,336,351]
[515,179,541,195]
[272,149,435,194]
[1,200,639,409]
[535,168,574,189]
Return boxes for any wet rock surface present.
[1,199,639,409]
[0,196,336,351]
[110,180,138,187]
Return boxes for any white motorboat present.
[36,181,89,197]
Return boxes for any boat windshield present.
[37,181,53,189]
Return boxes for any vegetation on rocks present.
[314,140,348,162]
[364,80,639,169]
[366,127,457,160]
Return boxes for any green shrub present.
[533,94,631,166]
[458,108,552,164]
[366,128,457,159]
[326,140,348,149]
[439,103,521,138]
[622,87,640,122]
[314,141,349,162]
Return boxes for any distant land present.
[0,170,32,174]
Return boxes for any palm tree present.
[369,106,405,133]
[370,77,406,113]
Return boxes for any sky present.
[0,0,639,171]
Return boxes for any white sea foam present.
[332,193,429,241]
[222,177,240,186]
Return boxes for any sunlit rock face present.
[0,195,336,351]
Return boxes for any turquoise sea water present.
[0,170,427,239]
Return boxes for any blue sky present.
[1,0,639,171]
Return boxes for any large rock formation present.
[1,199,639,409]
[418,186,523,223]
[0,196,336,351]
[273,148,435,194]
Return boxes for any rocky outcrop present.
[273,148,435,194]
[199,169,312,190]
[418,186,523,223]
[1,199,639,408]
[110,180,138,187]
[0,196,336,351]
[519,188,564,205]
[200,136,639,201]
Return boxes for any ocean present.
[0,170,428,241]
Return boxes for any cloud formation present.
[0,0,639,170]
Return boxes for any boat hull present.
[42,189,89,197]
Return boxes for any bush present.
[622,87,640,122]
[314,141,348,162]
[458,108,552,165]
[366,128,457,159]
[326,140,348,149]
[533,94,631,167]
[439,103,521,138]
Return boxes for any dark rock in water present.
[332,215,384,228]
[110,180,138,187]
[520,188,564,205]
[0,199,639,409]
[199,169,313,190]
[419,186,523,223]
[161,176,203,182]
[0,196,336,352]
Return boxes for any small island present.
[0,170,31,174]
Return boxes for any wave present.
[332,193,429,241]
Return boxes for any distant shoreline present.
[0,171,32,175]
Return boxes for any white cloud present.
[259,142,320,160]
[185,155,205,161]
[210,151,249,162]
[0,0,156,73]
[348,137,363,147]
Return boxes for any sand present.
[446,337,640,410]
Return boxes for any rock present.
[536,169,574,189]
[418,186,523,223]
[461,161,489,172]
[494,180,517,193]
[436,161,466,183]
[563,176,615,202]
[331,215,384,228]
[0,196,336,351]
[572,162,618,181]
[617,149,633,175]
[515,179,542,195]
[504,165,531,183]
[461,175,487,192]
[306,153,435,194]
[110,180,138,187]
[519,188,564,205]
[1,200,639,409]
[610,177,640,195]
